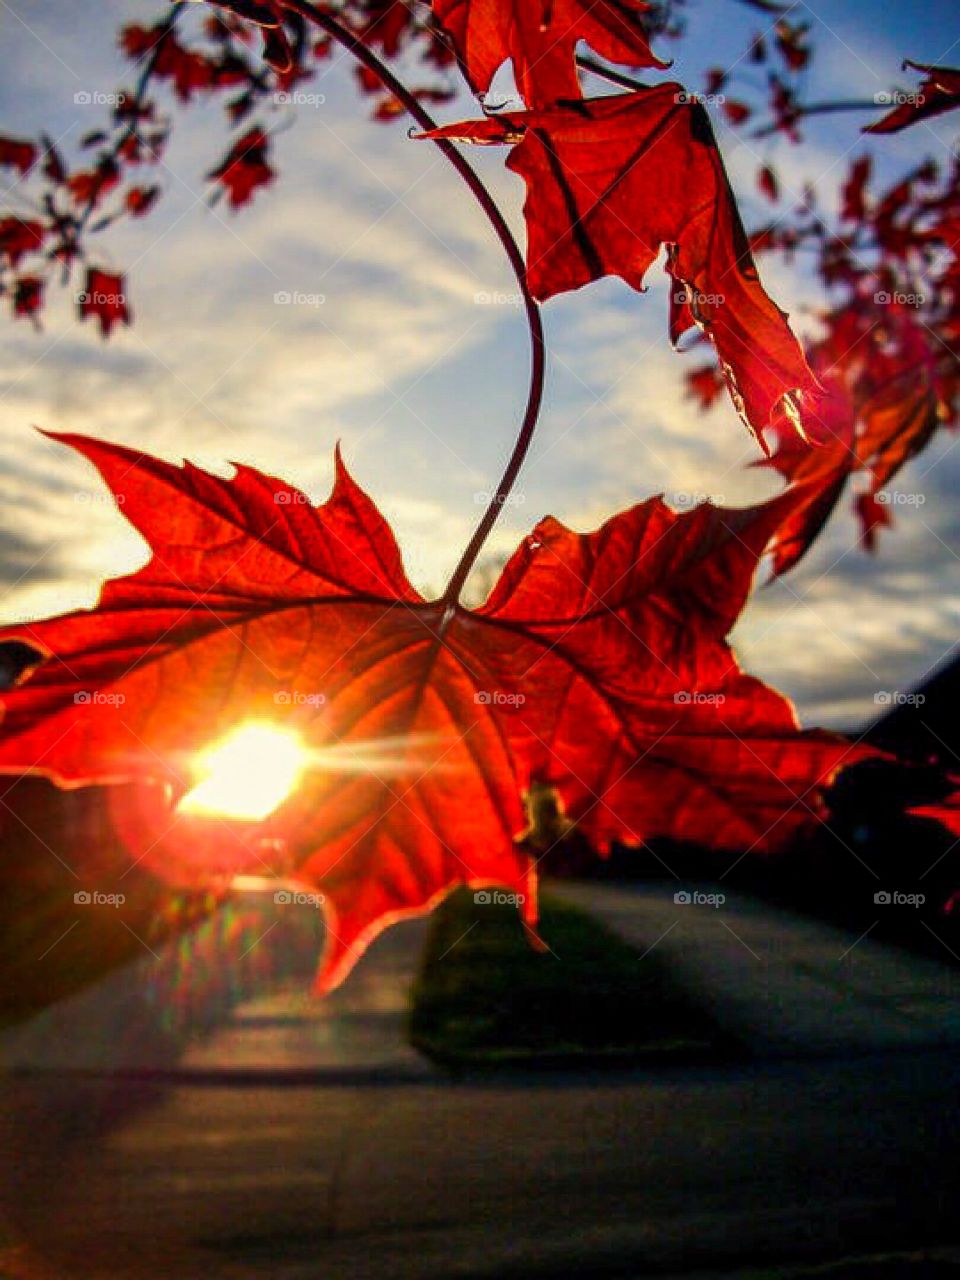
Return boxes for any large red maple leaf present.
[421,88,816,443]
[0,435,866,990]
[432,0,668,107]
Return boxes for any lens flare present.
[178,722,309,822]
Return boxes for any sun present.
[178,722,310,822]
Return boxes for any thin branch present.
[576,54,883,137]
[280,0,545,606]
[752,100,881,138]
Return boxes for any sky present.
[0,0,958,729]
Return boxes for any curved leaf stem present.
[280,0,545,605]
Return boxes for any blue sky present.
[0,0,958,727]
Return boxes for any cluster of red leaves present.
[699,17,809,139]
[0,0,455,331]
[686,88,960,571]
[0,435,868,990]
[693,39,960,255]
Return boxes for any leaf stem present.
[280,0,545,605]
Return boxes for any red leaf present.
[854,492,893,552]
[912,789,960,839]
[774,19,810,72]
[355,64,383,94]
[0,436,869,991]
[758,164,779,202]
[0,134,36,175]
[421,89,815,443]
[865,62,960,134]
[12,275,43,324]
[122,24,219,102]
[125,186,160,217]
[360,0,414,59]
[769,75,800,140]
[0,217,43,267]
[119,23,161,60]
[686,362,726,410]
[722,99,752,125]
[840,155,871,223]
[758,390,855,576]
[433,0,668,106]
[77,268,130,337]
[207,127,274,208]
[67,156,121,207]
[760,371,937,574]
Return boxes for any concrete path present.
[0,888,430,1081]
[1,882,959,1278]
[3,1047,959,1278]
[551,882,960,1056]
[175,917,432,1082]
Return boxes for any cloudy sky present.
[0,0,958,728]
